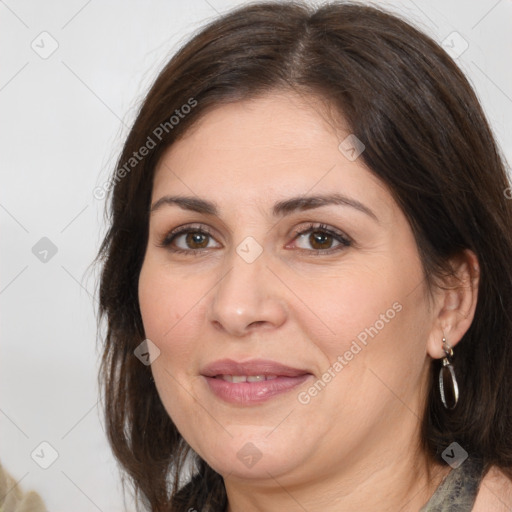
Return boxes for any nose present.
[207,247,288,337]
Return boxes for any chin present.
[194,431,307,481]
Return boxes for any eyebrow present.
[150,193,378,221]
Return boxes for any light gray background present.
[1,0,510,510]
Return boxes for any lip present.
[201,358,310,378]
[201,358,312,405]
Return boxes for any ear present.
[426,249,480,359]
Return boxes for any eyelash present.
[158,222,352,256]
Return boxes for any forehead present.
[152,92,391,217]
[156,92,340,171]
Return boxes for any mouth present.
[214,374,278,382]
[201,358,313,405]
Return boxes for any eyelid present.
[290,222,350,241]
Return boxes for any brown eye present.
[160,225,221,253]
[308,231,334,250]
[292,223,351,253]
[185,232,210,249]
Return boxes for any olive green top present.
[420,457,486,511]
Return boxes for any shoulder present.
[472,465,512,512]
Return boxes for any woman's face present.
[138,92,437,485]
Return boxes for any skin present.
[138,91,483,511]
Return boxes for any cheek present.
[292,257,429,398]
[138,258,204,343]
[289,261,409,358]
[138,260,210,437]
[138,257,216,406]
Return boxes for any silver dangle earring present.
[439,337,459,410]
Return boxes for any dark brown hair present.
[95,2,512,510]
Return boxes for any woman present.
[95,2,512,510]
